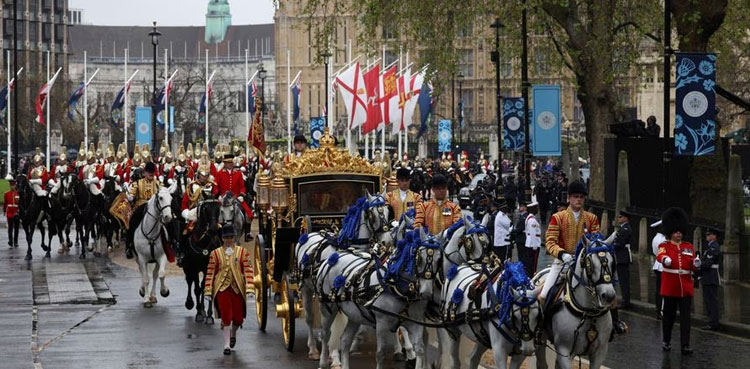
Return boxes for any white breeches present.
[31,183,48,197]
[541,259,564,300]
[181,208,197,221]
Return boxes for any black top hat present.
[144,162,156,173]
[294,134,307,144]
[662,207,689,237]
[396,168,411,180]
[223,153,235,163]
[221,224,236,238]
[567,180,588,196]
[432,174,448,188]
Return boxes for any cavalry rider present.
[168,146,195,185]
[75,142,88,171]
[125,162,162,259]
[385,167,423,221]
[160,148,175,185]
[210,147,225,178]
[49,153,74,196]
[178,160,218,266]
[204,225,253,355]
[414,174,461,235]
[102,144,123,192]
[27,149,50,198]
[540,180,600,304]
[185,143,195,171]
[4,178,20,248]
[78,146,105,197]
[285,134,308,163]
[215,153,253,228]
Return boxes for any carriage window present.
[298,181,371,215]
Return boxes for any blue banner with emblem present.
[135,106,152,147]
[502,97,525,152]
[674,53,716,156]
[310,117,326,148]
[438,119,452,153]
[531,85,561,156]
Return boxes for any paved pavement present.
[2,223,750,369]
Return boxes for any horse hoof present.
[144,302,153,308]
[160,289,170,298]
[394,352,406,361]
[185,299,195,310]
[25,254,32,261]
[405,359,416,369]
[86,246,94,252]
[57,248,65,254]
[308,352,321,360]
[195,314,204,323]
[107,247,113,253]
[149,296,158,303]
[139,288,145,298]
[205,317,214,325]
[79,253,86,260]
[45,251,51,258]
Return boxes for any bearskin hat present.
[661,207,689,237]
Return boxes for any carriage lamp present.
[386,173,398,193]
[257,172,271,211]
[271,174,289,214]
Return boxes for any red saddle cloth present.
[160,234,176,263]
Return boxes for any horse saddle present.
[160,233,176,263]
[539,274,566,316]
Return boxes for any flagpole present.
[164,49,169,151]
[346,39,352,154]
[84,50,88,151]
[397,47,402,161]
[124,48,128,153]
[404,51,409,159]
[205,49,209,148]
[6,50,10,178]
[46,51,50,169]
[286,49,291,155]
[246,48,250,158]
[364,58,369,160]
[381,45,385,159]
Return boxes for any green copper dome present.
[205,0,232,44]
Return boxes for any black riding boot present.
[126,205,147,259]
[170,221,183,267]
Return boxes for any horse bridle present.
[141,191,172,245]
[569,241,615,312]
[362,196,389,236]
[188,198,220,256]
[386,236,442,301]
[503,291,542,347]
[445,223,489,265]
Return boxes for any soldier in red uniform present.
[215,154,252,220]
[656,207,698,355]
[4,178,20,248]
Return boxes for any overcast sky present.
[69,0,275,26]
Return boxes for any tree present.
[297,0,660,201]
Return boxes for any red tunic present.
[215,168,252,219]
[656,241,698,298]
[28,166,49,183]
[4,190,19,219]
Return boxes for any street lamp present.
[490,18,505,158]
[258,62,267,130]
[521,0,532,202]
[320,51,332,128]
[149,22,161,156]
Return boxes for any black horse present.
[15,174,49,260]
[181,194,221,324]
[48,172,77,254]
[70,175,103,259]
[98,176,122,256]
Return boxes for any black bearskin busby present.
[661,207,689,237]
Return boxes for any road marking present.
[37,304,112,352]
[31,305,42,369]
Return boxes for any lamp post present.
[458,73,464,145]
[521,0,532,202]
[320,51,332,128]
[490,18,505,159]
[12,0,18,169]
[258,62,267,132]
[149,22,161,155]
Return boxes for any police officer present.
[614,210,633,308]
[700,228,722,331]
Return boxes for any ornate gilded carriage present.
[252,128,384,351]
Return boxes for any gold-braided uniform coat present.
[415,199,461,235]
[128,177,162,208]
[204,246,253,318]
[385,189,423,221]
[545,208,600,259]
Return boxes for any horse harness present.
[140,193,172,262]
[186,198,220,257]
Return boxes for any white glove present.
[89,178,100,185]
[167,178,174,185]
[158,175,164,182]
[561,253,573,263]
[238,196,244,203]
[127,195,135,202]
[663,257,672,267]
[241,166,247,172]
[693,257,701,268]
[115,175,121,182]
[29,179,42,185]
[47,179,56,187]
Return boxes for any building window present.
[533,48,550,76]
[384,50,397,67]
[459,49,473,77]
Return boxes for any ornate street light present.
[149,22,161,155]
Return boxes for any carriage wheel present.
[276,273,296,352]
[253,235,268,331]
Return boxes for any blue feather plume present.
[328,252,340,266]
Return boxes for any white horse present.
[219,192,246,244]
[441,261,541,369]
[294,191,391,364]
[532,235,617,369]
[316,227,442,369]
[133,187,174,308]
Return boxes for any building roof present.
[68,23,274,61]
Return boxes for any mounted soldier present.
[49,152,73,196]
[178,158,218,265]
[215,153,253,221]
[168,145,194,190]
[79,144,105,197]
[27,148,50,202]
[210,146,225,178]
[75,142,87,172]
[125,162,162,259]
[160,140,175,185]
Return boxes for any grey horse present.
[294,191,391,364]
[532,235,617,369]
[441,261,542,369]
[315,227,442,369]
